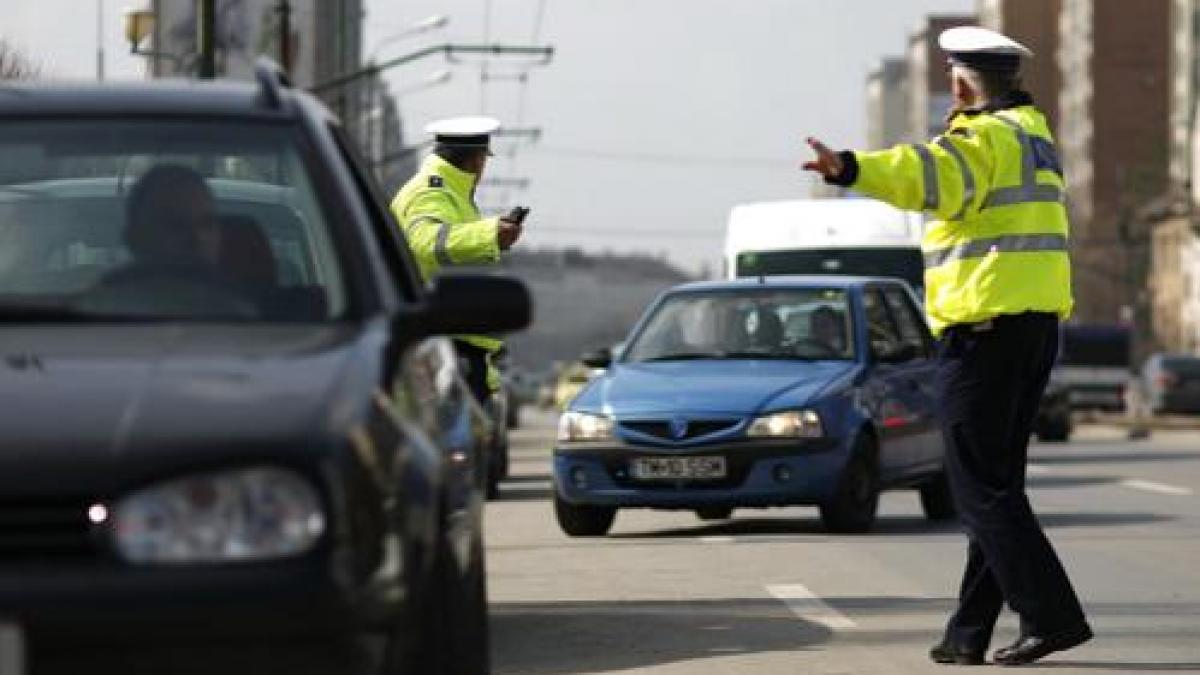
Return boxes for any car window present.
[624,287,854,362]
[882,286,931,356]
[863,289,905,359]
[0,120,349,321]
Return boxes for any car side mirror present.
[398,273,532,339]
[581,347,612,369]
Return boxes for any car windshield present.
[623,288,855,362]
[0,120,349,322]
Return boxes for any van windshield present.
[736,248,924,295]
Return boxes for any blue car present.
[552,276,952,535]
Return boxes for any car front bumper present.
[0,551,402,645]
[553,437,849,508]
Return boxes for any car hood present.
[0,323,377,494]
[575,360,857,416]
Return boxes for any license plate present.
[631,456,726,481]
[0,621,25,675]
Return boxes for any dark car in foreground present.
[553,276,952,536]
[0,62,529,675]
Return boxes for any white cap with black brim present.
[939,26,1032,72]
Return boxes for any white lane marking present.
[1120,479,1194,496]
[1026,463,1053,476]
[766,583,857,630]
[699,535,735,544]
[499,481,552,492]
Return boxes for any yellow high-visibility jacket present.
[843,100,1073,337]
[391,154,504,387]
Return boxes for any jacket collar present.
[955,90,1035,119]
[423,154,478,195]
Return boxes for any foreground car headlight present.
[113,467,326,564]
[557,411,614,442]
[746,410,824,438]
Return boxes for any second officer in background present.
[391,116,526,403]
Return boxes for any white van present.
[724,199,925,294]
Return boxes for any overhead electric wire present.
[529,144,795,169]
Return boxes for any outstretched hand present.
[801,137,844,179]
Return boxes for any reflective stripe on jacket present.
[391,154,504,357]
[850,104,1072,337]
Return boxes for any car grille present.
[620,419,741,442]
[0,499,98,561]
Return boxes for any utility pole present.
[277,0,292,75]
[196,0,216,79]
[96,0,105,81]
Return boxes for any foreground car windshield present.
[0,120,349,321]
[624,288,855,362]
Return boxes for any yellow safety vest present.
[392,154,505,388]
[851,104,1073,337]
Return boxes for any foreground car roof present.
[0,80,296,119]
[673,275,888,293]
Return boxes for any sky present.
[1,0,975,275]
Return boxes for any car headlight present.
[113,467,326,564]
[557,411,614,442]
[746,410,824,438]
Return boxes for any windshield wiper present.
[639,352,726,362]
[718,350,814,360]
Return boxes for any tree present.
[0,39,38,80]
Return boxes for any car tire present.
[695,507,734,521]
[554,494,616,536]
[918,472,956,521]
[383,526,490,674]
[819,436,879,534]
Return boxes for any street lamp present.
[368,14,450,63]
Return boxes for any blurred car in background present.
[1142,353,1200,414]
[1053,324,1131,412]
[1034,381,1073,442]
[553,276,952,536]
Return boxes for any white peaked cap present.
[939,26,1033,59]
[424,116,502,140]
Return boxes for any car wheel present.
[819,436,879,534]
[554,494,616,536]
[918,472,956,521]
[383,528,489,674]
[695,507,733,521]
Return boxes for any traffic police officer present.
[391,116,526,403]
[803,27,1092,666]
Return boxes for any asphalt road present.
[486,410,1200,674]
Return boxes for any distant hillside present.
[498,248,694,373]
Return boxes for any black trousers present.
[935,312,1089,650]
[453,340,491,405]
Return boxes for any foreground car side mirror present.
[581,347,612,369]
[400,273,533,339]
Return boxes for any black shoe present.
[929,641,986,665]
[992,624,1093,666]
